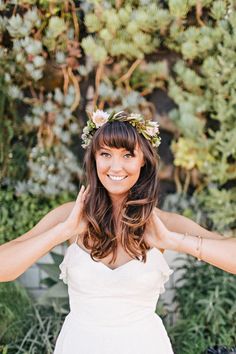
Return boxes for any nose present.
[109,156,124,173]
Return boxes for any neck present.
[111,200,124,237]
[111,199,124,218]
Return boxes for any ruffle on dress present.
[59,246,71,284]
[159,267,174,294]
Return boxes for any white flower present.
[8,85,23,99]
[83,126,90,134]
[31,69,43,81]
[70,122,79,132]
[54,88,64,104]
[91,109,109,128]
[44,100,55,112]
[129,113,143,121]
[33,55,45,67]
[146,121,159,136]
[16,52,24,63]
[81,110,161,150]
[22,38,42,55]
[56,51,66,64]
[4,73,11,83]
[24,8,40,25]
[64,93,74,107]
[25,63,34,73]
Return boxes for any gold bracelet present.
[182,233,203,261]
[196,235,203,261]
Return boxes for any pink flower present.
[146,121,159,136]
[92,110,109,128]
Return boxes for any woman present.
[0,110,235,354]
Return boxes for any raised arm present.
[0,202,74,282]
[155,207,225,240]
[0,185,89,282]
[145,208,236,275]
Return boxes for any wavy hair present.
[82,116,160,265]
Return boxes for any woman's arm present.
[155,207,225,240]
[168,231,236,274]
[0,184,89,282]
[0,202,75,282]
[0,222,69,282]
[146,209,236,275]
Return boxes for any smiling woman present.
[1,109,235,354]
[82,117,160,265]
[53,111,236,354]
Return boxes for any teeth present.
[108,175,127,181]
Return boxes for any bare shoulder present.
[14,201,76,243]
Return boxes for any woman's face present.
[95,144,145,204]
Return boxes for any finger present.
[76,185,85,203]
[84,184,90,195]
[82,184,90,201]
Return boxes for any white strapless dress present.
[54,241,174,354]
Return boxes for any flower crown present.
[81,110,161,149]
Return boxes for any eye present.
[100,152,110,157]
[124,153,133,158]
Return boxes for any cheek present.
[126,160,143,174]
[96,159,108,174]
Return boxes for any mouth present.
[107,174,128,181]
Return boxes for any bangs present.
[92,121,139,153]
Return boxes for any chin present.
[100,182,129,195]
[105,187,130,195]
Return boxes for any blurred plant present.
[162,192,208,227]
[167,256,236,354]
[166,3,236,231]
[43,16,67,52]
[14,144,82,196]
[197,188,236,233]
[37,249,69,314]
[0,1,82,192]
[0,186,74,245]
[0,282,33,344]
[14,85,83,196]
[81,2,166,62]
[0,301,64,354]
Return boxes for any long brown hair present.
[82,116,160,265]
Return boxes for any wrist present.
[168,231,191,253]
[168,232,187,252]
[160,231,184,252]
[165,231,185,251]
[169,231,204,260]
[55,222,75,243]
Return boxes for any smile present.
[107,175,127,181]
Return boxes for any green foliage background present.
[0,1,236,353]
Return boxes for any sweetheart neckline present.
[68,242,162,272]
